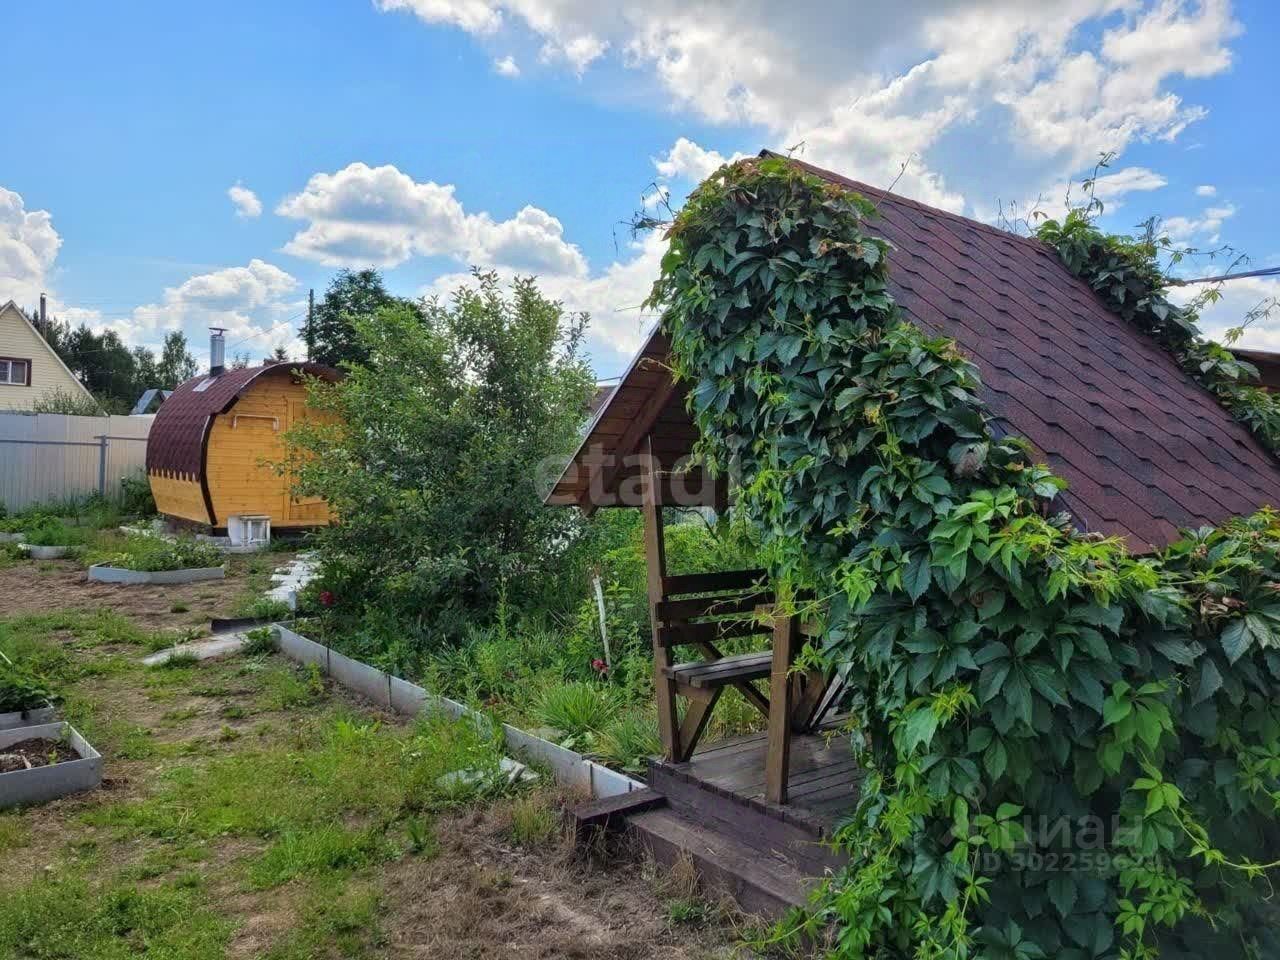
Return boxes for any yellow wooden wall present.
[149,472,211,525]
[205,376,334,529]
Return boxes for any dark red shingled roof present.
[146,363,340,479]
[548,154,1280,553]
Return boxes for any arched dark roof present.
[548,153,1280,553]
[146,362,340,478]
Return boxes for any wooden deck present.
[653,726,864,836]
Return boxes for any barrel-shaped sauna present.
[146,361,340,533]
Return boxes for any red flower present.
[319,590,335,608]
[591,658,608,674]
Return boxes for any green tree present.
[156,331,198,387]
[132,346,159,392]
[286,270,595,646]
[61,326,138,413]
[306,268,404,367]
[36,313,198,410]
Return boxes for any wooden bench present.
[664,651,772,689]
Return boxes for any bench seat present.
[664,651,772,689]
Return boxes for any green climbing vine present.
[647,157,1280,959]
[1037,211,1280,453]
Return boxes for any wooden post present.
[641,436,680,760]
[675,688,721,762]
[765,612,799,804]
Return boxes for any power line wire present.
[1169,266,1280,286]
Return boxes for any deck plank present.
[664,727,863,829]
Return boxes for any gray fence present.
[0,413,153,511]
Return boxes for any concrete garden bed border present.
[0,721,103,809]
[272,624,645,800]
[21,544,72,560]
[0,532,23,544]
[88,564,225,585]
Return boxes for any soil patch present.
[0,737,76,772]
[0,554,286,630]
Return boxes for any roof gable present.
[549,156,1280,553]
[0,300,98,406]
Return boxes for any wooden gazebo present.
[549,153,1280,914]
[545,332,843,807]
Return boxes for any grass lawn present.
[0,559,750,959]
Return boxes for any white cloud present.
[97,259,302,361]
[375,0,1241,216]
[370,1,1246,359]
[1196,184,1217,196]
[374,0,502,34]
[228,182,263,218]
[1163,201,1237,242]
[493,54,520,76]
[1089,166,1168,201]
[0,186,61,307]
[991,164,1168,219]
[1173,276,1280,351]
[277,161,586,276]
[469,204,587,275]
[538,33,608,74]
[420,229,667,358]
[653,138,746,182]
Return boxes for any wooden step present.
[664,651,772,688]
[570,788,666,833]
[648,759,848,878]
[626,808,815,918]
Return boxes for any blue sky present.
[2,0,1276,376]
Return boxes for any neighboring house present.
[0,299,98,411]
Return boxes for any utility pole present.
[305,288,314,361]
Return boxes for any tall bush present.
[286,270,595,644]
[648,157,1280,958]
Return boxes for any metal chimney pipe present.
[39,293,47,333]
[209,327,226,375]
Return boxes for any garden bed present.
[20,544,72,560]
[273,623,644,799]
[0,721,102,809]
[0,706,56,731]
[86,533,227,584]
[88,563,225,585]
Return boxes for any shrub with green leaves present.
[22,516,87,547]
[649,156,1280,959]
[0,661,54,712]
[285,271,596,646]
[100,535,223,572]
[0,515,27,534]
[535,680,618,740]
[119,474,157,517]
[594,708,662,774]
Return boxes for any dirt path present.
[0,562,750,959]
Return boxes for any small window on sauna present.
[0,359,28,386]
